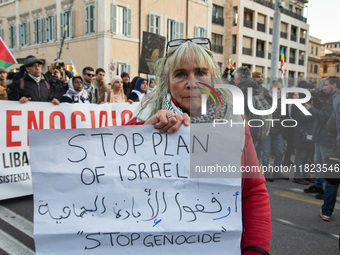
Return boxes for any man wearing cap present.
[121,72,130,96]
[0,67,8,100]
[8,57,59,104]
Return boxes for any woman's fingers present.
[145,110,189,134]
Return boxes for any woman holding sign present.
[127,38,271,255]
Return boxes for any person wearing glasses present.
[82,67,96,103]
[126,38,271,255]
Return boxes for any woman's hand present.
[144,110,190,134]
[19,96,31,103]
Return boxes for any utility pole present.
[270,0,282,82]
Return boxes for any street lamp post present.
[270,0,282,82]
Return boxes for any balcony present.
[300,38,306,44]
[242,47,252,56]
[280,32,287,39]
[291,35,297,42]
[256,50,265,58]
[253,0,275,9]
[289,57,296,64]
[268,53,271,59]
[299,59,304,65]
[212,16,224,26]
[269,28,273,34]
[254,0,307,22]
[212,44,223,54]
[243,20,253,29]
[257,23,266,32]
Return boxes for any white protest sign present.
[29,124,242,254]
[0,101,140,200]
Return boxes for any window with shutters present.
[166,19,184,42]
[19,22,29,46]
[111,4,132,37]
[85,4,95,34]
[194,26,207,37]
[44,15,56,42]
[148,14,161,35]
[115,62,131,76]
[61,10,73,38]
[9,25,16,48]
[33,18,42,44]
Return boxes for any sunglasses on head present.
[85,73,95,77]
[166,37,211,55]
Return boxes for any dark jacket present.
[8,73,55,102]
[264,91,283,136]
[51,79,68,101]
[237,80,263,116]
[309,93,337,147]
[291,104,315,150]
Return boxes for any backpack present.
[245,94,272,142]
[20,78,50,91]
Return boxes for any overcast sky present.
[306,0,339,43]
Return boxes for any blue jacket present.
[333,90,340,146]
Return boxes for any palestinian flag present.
[0,37,17,68]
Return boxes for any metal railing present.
[298,59,304,65]
[290,35,297,42]
[256,50,265,58]
[300,38,306,44]
[257,23,266,32]
[280,32,287,39]
[289,57,296,64]
[212,16,224,26]
[242,47,252,56]
[212,44,223,54]
[243,20,253,29]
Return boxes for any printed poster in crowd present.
[139,31,166,74]
[0,101,140,200]
[29,123,242,254]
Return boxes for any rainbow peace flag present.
[0,37,17,68]
[280,47,285,75]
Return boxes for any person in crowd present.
[320,76,340,221]
[127,77,147,102]
[262,80,289,181]
[97,75,127,103]
[60,76,90,103]
[82,67,95,103]
[252,71,268,95]
[127,76,141,97]
[0,67,8,100]
[221,61,235,80]
[50,68,68,101]
[291,92,315,185]
[233,66,272,150]
[121,72,130,96]
[93,68,110,103]
[282,92,298,167]
[304,76,339,199]
[126,38,271,254]
[147,78,157,93]
[12,55,35,82]
[45,63,73,84]
[8,56,59,105]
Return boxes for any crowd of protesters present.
[1,55,156,106]
[1,54,340,222]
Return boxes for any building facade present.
[0,0,211,81]
[223,0,309,84]
[0,0,310,84]
[307,35,321,86]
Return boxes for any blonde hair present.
[141,41,224,119]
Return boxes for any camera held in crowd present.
[55,62,64,70]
